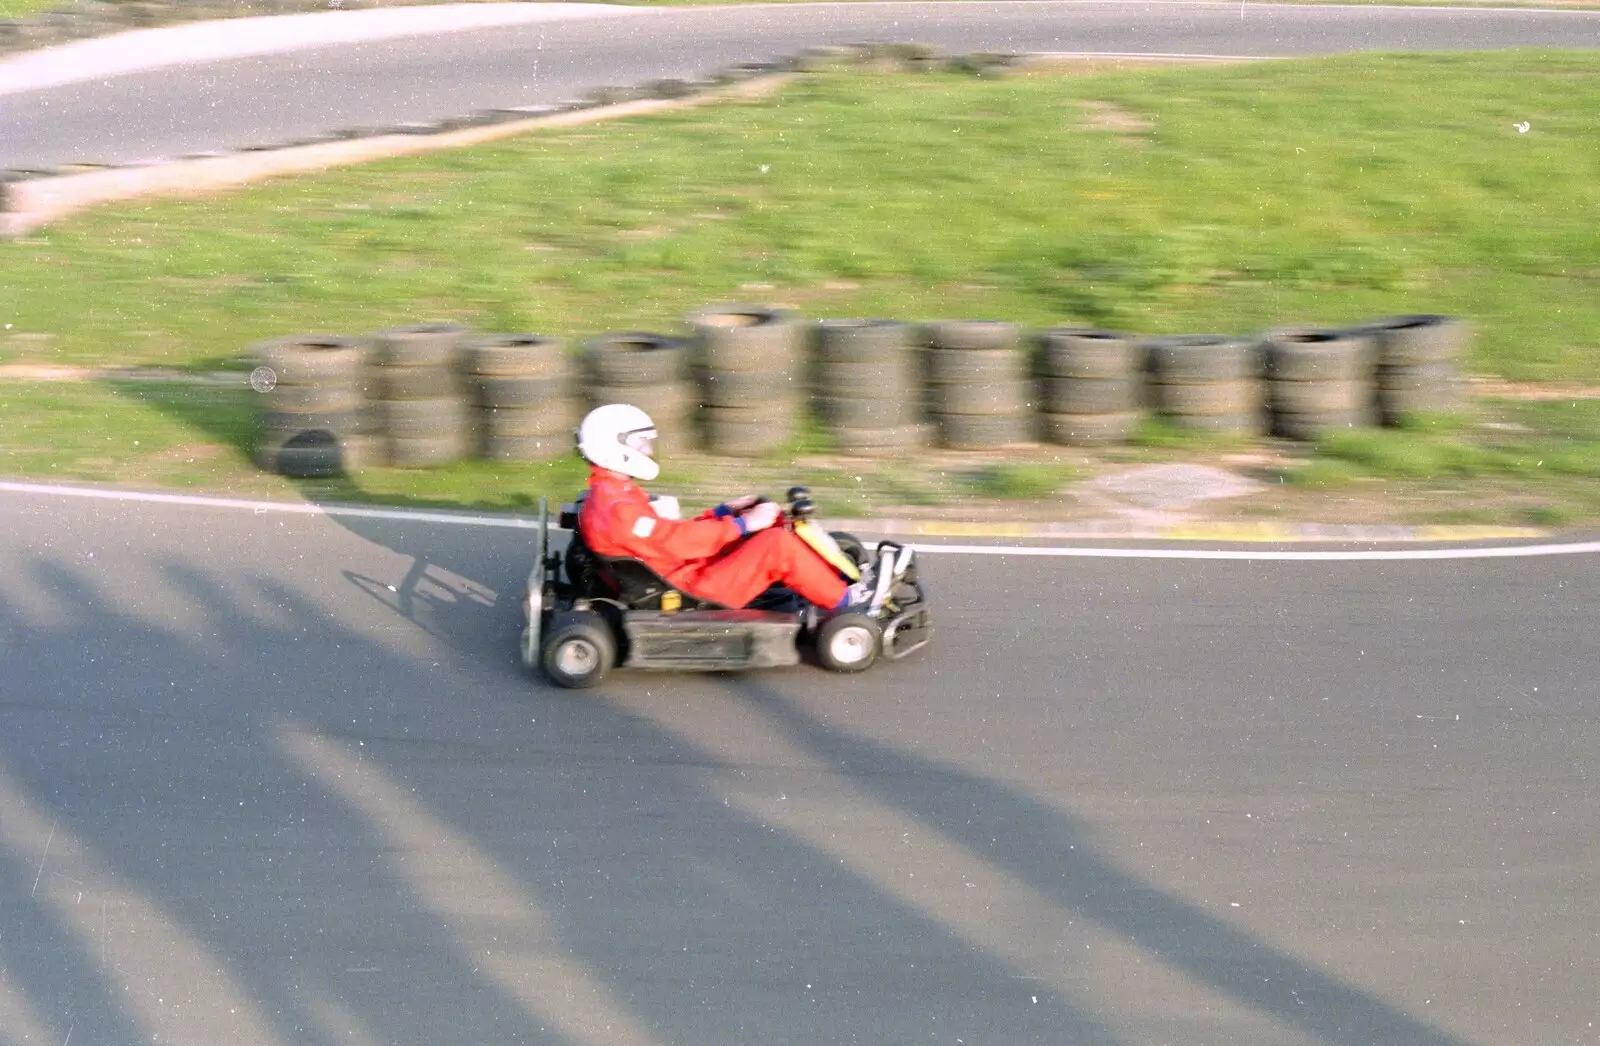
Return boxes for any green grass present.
[961,461,1077,499]
[4,52,1599,382]
[1276,400,1600,522]
[4,52,1600,518]
[0,0,60,17]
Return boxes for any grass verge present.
[3,53,1599,521]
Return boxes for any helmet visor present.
[622,426,658,457]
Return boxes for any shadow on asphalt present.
[715,672,1473,1046]
[0,502,1475,1046]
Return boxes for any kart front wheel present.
[542,613,616,689]
[828,531,869,570]
[815,612,882,673]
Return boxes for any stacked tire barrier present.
[923,321,1035,450]
[689,305,805,458]
[580,332,693,455]
[1361,314,1467,424]
[1034,328,1142,446]
[369,323,472,468]
[461,334,576,462]
[246,309,1472,477]
[1262,327,1376,441]
[1144,334,1264,436]
[811,319,927,455]
[251,334,370,478]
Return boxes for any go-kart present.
[519,487,932,688]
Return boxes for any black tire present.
[541,612,616,688]
[687,305,803,372]
[1272,411,1369,441]
[1261,328,1375,382]
[1376,361,1460,392]
[1036,329,1140,379]
[815,360,915,393]
[1040,410,1139,447]
[934,413,1032,450]
[253,428,351,477]
[828,532,869,569]
[925,347,1024,385]
[813,319,913,365]
[473,374,569,409]
[1377,384,1461,423]
[585,382,694,419]
[482,432,569,462]
[252,334,369,386]
[582,332,688,386]
[932,379,1033,416]
[818,394,910,430]
[479,403,580,438]
[830,422,934,455]
[1268,379,1367,415]
[815,612,882,673]
[1359,315,1468,366]
[261,382,363,413]
[1163,411,1264,435]
[701,405,793,457]
[255,439,346,479]
[375,397,470,438]
[258,408,362,440]
[1152,380,1259,416]
[458,334,566,377]
[923,320,1019,352]
[1145,335,1257,384]
[378,364,460,401]
[1042,376,1138,415]
[696,367,799,408]
[373,323,466,368]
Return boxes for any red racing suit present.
[577,466,848,610]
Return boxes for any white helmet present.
[576,403,660,481]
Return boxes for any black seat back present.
[598,557,675,607]
[589,552,722,611]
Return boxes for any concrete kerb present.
[0,79,795,237]
[861,518,1547,543]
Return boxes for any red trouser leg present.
[679,529,849,610]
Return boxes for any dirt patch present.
[1464,377,1600,401]
[147,443,227,464]
[1077,101,1154,135]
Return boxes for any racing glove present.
[735,500,781,535]
[713,494,763,518]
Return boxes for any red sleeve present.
[607,498,741,561]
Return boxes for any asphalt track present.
[3,5,1599,1043]
[5,1,1600,166]
[1,481,1597,1046]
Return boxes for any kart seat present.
[593,554,724,612]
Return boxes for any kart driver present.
[575,403,877,612]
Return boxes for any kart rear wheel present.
[542,613,616,689]
[816,612,882,673]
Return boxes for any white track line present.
[0,480,544,530]
[5,480,1597,561]
[910,541,1600,561]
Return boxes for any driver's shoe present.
[806,571,877,631]
[838,578,876,611]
